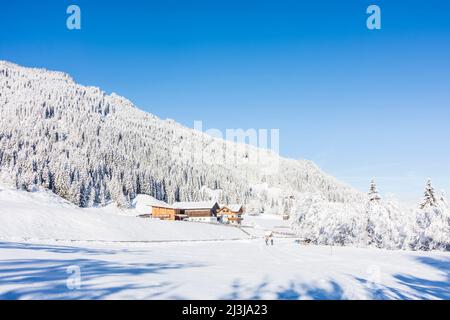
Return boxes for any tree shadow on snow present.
[0,242,204,299]
[0,241,120,255]
[223,256,450,300]
[276,281,344,300]
[356,256,450,300]
[223,279,345,300]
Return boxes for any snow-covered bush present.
[291,195,366,246]
[408,181,450,251]
[292,179,449,251]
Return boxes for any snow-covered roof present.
[133,195,170,208]
[229,204,243,212]
[150,202,173,209]
[172,201,218,210]
[131,195,172,214]
[220,204,243,212]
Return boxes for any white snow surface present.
[0,238,448,300]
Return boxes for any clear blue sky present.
[1,0,449,203]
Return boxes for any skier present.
[265,231,274,246]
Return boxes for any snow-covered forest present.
[292,179,450,251]
[0,61,448,251]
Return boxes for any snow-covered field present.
[0,184,449,300]
[1,239,449,300]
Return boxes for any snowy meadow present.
[1,239,449,300]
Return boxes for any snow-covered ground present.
[0,239,448,300]
[0,184,449,300]
[243,214,291,230]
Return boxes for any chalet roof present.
[150,202,173,209]
[228,204,243,212]
[172,201,219,210]
[220,204,243,212]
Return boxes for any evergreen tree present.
[368,179,381,202]
[365,179,388,248]
[420,179,437,209]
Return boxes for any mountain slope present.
[0,61,363,211]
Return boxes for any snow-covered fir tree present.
[368,179,381,202]
[420,179,437,209]
[365,180,389,248]
[410,180,450,251]
[365,185,408,250]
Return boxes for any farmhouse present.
[172,201,220,223]
[217,204,244,225]
[149,201,245,225]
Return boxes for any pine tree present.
[365,179,383,247]
[420,179,437,209]
[368,179,381,202]
[412,183,450,251]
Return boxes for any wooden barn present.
[151,205,181,221]
[172,201,220,223]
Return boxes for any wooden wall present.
[152,207,179,220]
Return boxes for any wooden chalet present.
[217,204,244,225]
[151,201,220,223]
